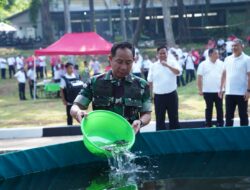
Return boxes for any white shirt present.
[16,57,24,70]
[203,49,209,60]
[39,56,46,67]
[226,41,234,54]
[148,59,181,94]
[14,70,26,83]
[60,73,76,89]
[132,60,142,73]
[27,69,36,80]
[142,59,153,70]
[224,53,250,95]
[0,58,7,69]
[197,59,224,93]
[7,57,15,66]
[185,55,195,70]
[54,69,61,80]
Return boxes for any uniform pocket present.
[93,96,111,107]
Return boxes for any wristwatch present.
[139,119,145,128]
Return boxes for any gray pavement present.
[0,136,83,152]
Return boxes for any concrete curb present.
[0,118,244,139]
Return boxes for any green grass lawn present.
[0,75,206,128]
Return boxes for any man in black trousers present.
[220,39,250,126]
[197,48,224,127]
[148,45,181,130]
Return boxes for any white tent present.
[0,22,17,32]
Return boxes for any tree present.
[176,0,190,43]
[30,0,53,45]
[132,0,148,46]
[161,0,175,46]
[63,0,72,33]
[40,0,54,44]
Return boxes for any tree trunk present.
[205,0,210,26]
[120,0,127,41]
[161,0,175,46]
[40,0,54,45]
[176,0,190,43]
[133,0,148,46]
[89,0,95,31]
[63,0,72,33]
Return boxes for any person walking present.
[14,67,26,100]
[197,48,224,127]
[220,39,250,126]
[70,42,152,133]
[148,45,181,130]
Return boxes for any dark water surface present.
[1,151,250,190]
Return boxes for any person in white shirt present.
[142,54,152,80]
[148,45,181,130]
[27,67,38,99]
[39,56,47,79]
[225,38,234,56]
[220,38,250,126]
[14,67,26,100]
[197,48,224,127]
[185,51,196,83]
[7,56,15,78]
[0,58,7,79]
[132,52,143,78]
[16,55,24,71]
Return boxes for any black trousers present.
[203,93,224,127]
[185,69,195,83]
[29,80,38,99]
[177,74,185,87]
[154,91,180,130]
[18,82,26,100]
[225,95,249,126]
[66,104,73,125]
[1,69,6,79]
[8,65,15,78]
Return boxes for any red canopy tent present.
[34,32,112,56]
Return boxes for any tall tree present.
[133,0,148,46]
[40,0,54,44]
[176,0,190,43]
[120,0,127,41]
[161,0,175,46]
[30,0,53,45]
[63,0,72,33]
[89,0,95,31]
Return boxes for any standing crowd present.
[1,36,249,129]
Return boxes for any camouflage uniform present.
[74,70,151,123]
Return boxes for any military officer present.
[70,42,152,133]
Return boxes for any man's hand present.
[198,90,203,96]
[132,120,141,134]
[160,60,168,67]
[218,91,224,99]
[244,91,250,101]
[63,100,67,106]
[75,110,88,123]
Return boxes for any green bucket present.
[81,110,135,157]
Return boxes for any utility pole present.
[120,0,127,41]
